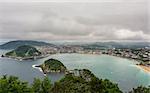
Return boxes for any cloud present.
[0,0,147,3]
[0,1,149,42]
[114,29,150,40]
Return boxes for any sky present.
[0,0,149,42]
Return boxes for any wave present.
[32,64,46,76]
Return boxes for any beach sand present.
[137,65,150,73]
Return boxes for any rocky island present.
[38,58,67,74]
[4,45,42,60]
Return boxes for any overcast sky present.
[0,0,149,42]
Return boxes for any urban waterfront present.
[0,49,149,92]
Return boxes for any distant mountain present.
[0,40,56,49]
[1,40,149,50]
[81,42,150,49]
[5,45,41,57]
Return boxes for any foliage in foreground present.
[52,73,122,93]
[129,86,150,93]
[0,75,149,93]
[0,75,32,93]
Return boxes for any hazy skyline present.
[0,0,149,42]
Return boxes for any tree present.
[129,86,150,93]
[0,75,33,93]
[52,73,122,93]
[41,77,52,93]
[32,78,42,93]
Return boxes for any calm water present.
[0,50,150,92]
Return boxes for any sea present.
[0,41,149,92]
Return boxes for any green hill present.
[40,59,67,73]
[5,45,41,57]
[52,69,122,93]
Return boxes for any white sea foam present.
[32,64,43,72]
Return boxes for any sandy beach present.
[137,65,150,73]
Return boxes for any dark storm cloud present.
[0,0,149,41]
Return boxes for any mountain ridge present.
[0,40,56,49]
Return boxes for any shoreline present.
[136,65,150,73]
[2,54,49,61]
[4,51,149,74]
[32,53,150,74]
[105,54,150,73]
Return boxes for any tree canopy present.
[51,69,122,93]
[40,58,67,73]
[0,73,149,93]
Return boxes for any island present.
[4,45,43,60]
[38,58,67,74]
